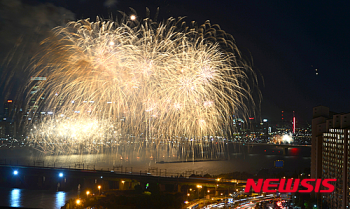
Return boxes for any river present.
[0,188,77,208]
[0,143,310,208]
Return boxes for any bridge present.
[230,142,311,148]
[229,142,310,156]
[0,164,245,195]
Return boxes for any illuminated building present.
[2,100,20,138]
[0,77,49,139]
[322,128,350,208]
[29,77,47,111]
[312,106,350,208]
[27,77,47,122]
[311,106,330,180]
[293,111,296,134]
[232,117,244,132]
[4,99,14,119]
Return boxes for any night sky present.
[1,0,349,126]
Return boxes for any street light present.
[76,199,81,205]
[196,185,202,198]
[13,170,18,175]
[98,185,101,195]
[86,190,90,198]
[59,172,63,177]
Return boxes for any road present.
[184,194,291,209]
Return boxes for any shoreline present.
[156,159,226,164]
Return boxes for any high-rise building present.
[27,76,47,123]
[312,106,350,208]
[311,106,330,180]
[0,77,47,139]
[3,99,14,120]
[2,100,20,138]
[29,76,47,111]
[322,128,350,208]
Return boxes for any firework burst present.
[22,9,260,155]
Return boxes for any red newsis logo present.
[244,179,336,193]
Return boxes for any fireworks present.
[272,134,293,144]
[29,117,109,154]
[23,10,260,155]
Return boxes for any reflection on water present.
[0,144,311,208]
[0,188,75,209]
[56,192,66,209]
[11,189,21,207]
[0,144,311,175]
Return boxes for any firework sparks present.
[20,10,260,155]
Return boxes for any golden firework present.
[24,10,260,154]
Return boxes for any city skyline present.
[1,1,346,208]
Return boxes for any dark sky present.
[1,0,349,126]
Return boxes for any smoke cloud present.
[0,0,75,105]
[0,0,75,77]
